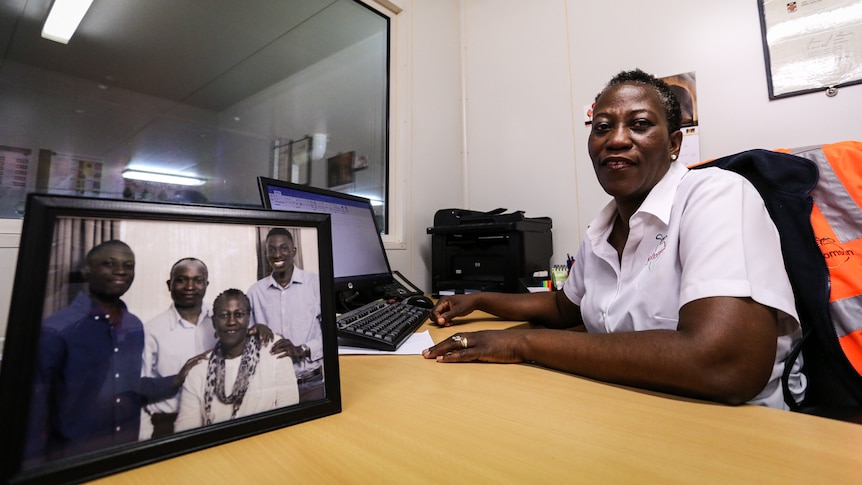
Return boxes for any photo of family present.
[0,196,339,484]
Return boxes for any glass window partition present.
[0,0,390,232]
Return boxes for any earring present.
[671,154,678,161]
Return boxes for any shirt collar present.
[267,267,304,289]
[82,293,127,315]
[586,161,689,241]
[169,303,212,329]
[637,160,688,225]
[82,293,128,325]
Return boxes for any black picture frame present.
[0,194,340,484]
[289,136,311,185]
[758,0,862,99]
[326,151,355,188]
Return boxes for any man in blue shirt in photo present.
[24,240,194,466]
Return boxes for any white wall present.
[461,0,862,267]
[384,0,464,292]
[461,0,581,261]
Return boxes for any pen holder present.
[551,265,568,290]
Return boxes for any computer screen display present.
[257,177,392,292]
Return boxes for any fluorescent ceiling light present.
[42,0,95,44]
[122,169,206,186]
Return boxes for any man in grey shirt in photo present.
[247,228,324,403]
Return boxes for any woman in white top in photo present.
[175,289,299,431]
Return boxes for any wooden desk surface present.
[95,316,862,484]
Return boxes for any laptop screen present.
[257,177,392,293]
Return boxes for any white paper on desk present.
[338,330,434,355]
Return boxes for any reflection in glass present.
[0,0,389,231]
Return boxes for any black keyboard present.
[336,299,430,351]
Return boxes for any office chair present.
[692,146,862,423]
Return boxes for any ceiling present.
[0,0,382,111]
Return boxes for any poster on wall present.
[758,0,862,98]
[0,145,32,217]
[662,72,700,166]
[48,153,103,196]
[0,146,31,189]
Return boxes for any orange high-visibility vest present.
[777,142,862,377]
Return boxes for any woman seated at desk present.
[424,69,804,410]
[175,289,298,431]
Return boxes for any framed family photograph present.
[0,194,340,484]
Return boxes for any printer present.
[427,208,553,294]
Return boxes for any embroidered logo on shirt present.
[646,234,667,269]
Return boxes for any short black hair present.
[213,288,251,313]
[265,227,294,244]
[595,69,682,135]
[86,240,133,264]
[169,257,208,278]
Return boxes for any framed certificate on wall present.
[758,0,862,99]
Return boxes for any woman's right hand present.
[430,294,480,327]
[422,329,523,363]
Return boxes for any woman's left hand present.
[422,330,523,364]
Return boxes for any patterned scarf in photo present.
[203,333,262,425]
